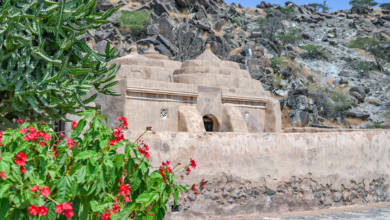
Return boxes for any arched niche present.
[203,114,219,132]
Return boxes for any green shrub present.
[348,37,379,49]
[280,7,293,15]
[329,89,354,112]
[277,33,298,44]
[0,0,121,128]
[381,3,390,9]
[274,74,282,88]
[118,10,152,34]
[299,44,322,52]
[349,0,378,6]
[257,18,266,25]
[365,122,387,129]
[0,111,195,219]
[300,44,331,60]
[271,57,288,69]
[356,61,378,71]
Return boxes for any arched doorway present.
[203,115,219,132]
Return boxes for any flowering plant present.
[0,111,193,219]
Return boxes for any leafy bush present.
[257,18,266,25]
[365,122,387,129]
[300,44,330,60]
[0,0,121,128]
[0,111,196,219]
[356,61,378,71]
[280,7,293,15]
[271,57,288,69]
[299,44,322,52]
[349,0,378,6]
[118,10,152,34]
[348,37,379,49]
[308,1,330,12]
[329,89,354,112]
[277,28,300,45]
[381,3,390,9]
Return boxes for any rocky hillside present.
[91,0,390,129]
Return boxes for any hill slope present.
[92,0,390,128]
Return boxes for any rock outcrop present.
[92,0,390,129]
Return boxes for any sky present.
[225,0,389,11]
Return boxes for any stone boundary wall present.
[138,130,390,219]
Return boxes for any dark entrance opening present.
[203,115,218,132]
[203,116,213,132]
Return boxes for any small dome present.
[144,44,169,60]
[195,44,221,63]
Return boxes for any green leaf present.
[0,198,10,219]
[136,192,159,206]
[75,151,97,161]
[71,118,87,138]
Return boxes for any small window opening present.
[203,115,219,132]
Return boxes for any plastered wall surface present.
[141,130,390,186]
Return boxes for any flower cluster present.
[55,202,74,219]
[101,200,121,220]
[110,127,125,146]
[14,151,27,174]
[28,205,48,216]
[186,158,197,175]
[22,127,51,146]
[65,138,77,149]
[30,185,51,197]
[159,160,172,183]
[191,184,199,195]
[137,140,150,159]
[0,171,5,180]
[72,120,77,129]
[0,112,196,219]
[119,178,131,202]
[118,116,128,129]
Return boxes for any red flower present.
[28,205,39,216]
[186,166,191,175]
[112,203,121,214]
[59,132,65,138]
[38,206,48,216]
[146,126,152,131]
[55,202,73,219]
[20,128,27,134]
[72,121,77,129]
[15,151,27,166]
[20,167,26,174]
[29,127,37,133]
[200,179,207,190]
[191,184,199,195]
[113,127,124,142]
[66,138,76,149]
[0,171,5,180]
[40,186,51,197]
[117,117,128,129]
[190,158,196,169]
[102,211,111,220]
[30,185,40,192]
[43,133,51,141]
[119,184,131,202]
[17,119,23,124]
[166,167,172,173]
[40,141,46,146]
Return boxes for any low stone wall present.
[138,130,390,219]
